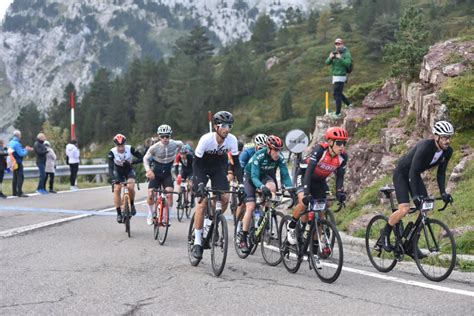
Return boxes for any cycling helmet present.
[213,111,234,125]
[266,135,284,151]
[113,133,127,145]
[325,127,349,141]
[254,134,268,147]
[432,121,454,136]
[157,124,172,135]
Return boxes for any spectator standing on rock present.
[66,139,80,191]
[8,130,33,197]
[0,139,8,198]
[34,133,49,194]
[44,140,57,193]
[325,38,353,118]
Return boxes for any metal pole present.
[71,91,75,139]
[208,111,212,133]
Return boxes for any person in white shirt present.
[65,139,80,191]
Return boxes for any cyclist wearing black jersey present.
[108,134,143,223]
[175,146,195,207]
[191,111,244,260]
[381,121,455,253]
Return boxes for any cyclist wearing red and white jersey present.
[191,111,244,260]
[287,127,349,244]
[175,146,195,207]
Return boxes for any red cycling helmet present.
[325,127,349,141]
[266,135,284,151]
[113,133,127,145]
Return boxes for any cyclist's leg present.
[242,172,256,232]
[210,165,230,211]
[127,169,136,202]
[163,173,174,208]
[193,168,209,249]
[147,173,159,225]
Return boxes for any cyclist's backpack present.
[346,59,353,74]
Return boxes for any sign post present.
[208,111,212,133]
[325,91,329,115]
[285,129,309,182]
[70,91,75,140]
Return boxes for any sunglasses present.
[217,123,233,129]
[335,42,342,45]
[335,140,347,146]
[160,135,170,139]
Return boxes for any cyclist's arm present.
[107,151,115,180]
[130,146,143,164]
[409,144,430,198]
[239,150,250,169]
[231,154,243,183]
[250,158,264,189]
[278,155,293,188]
[436,147,453,195]
[143,145,156,172]
[303,147,324,195]
[335,153,348,192]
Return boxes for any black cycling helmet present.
[213,111,234,125]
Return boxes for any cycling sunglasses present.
[160,135,170,139]
[335,140,347,146]
[217,123,233,129]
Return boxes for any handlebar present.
[408,197,451,214]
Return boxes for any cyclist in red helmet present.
[108,134,143,223]
[286,127,349,245]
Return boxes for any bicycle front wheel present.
[211,214,228,277]
[310,219,343,283]
[279,215,302,273]
[261,210,283,266]
[414,218,456,282]
[177,192,185,222]
[157,203,170,245]
[123,201,131,238]
[365,214,397,273]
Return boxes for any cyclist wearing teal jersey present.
[238,135,293,253]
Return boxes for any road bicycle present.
[279,198,344,283]
[177,178,194,221]
[366,186,456,282]
[112,181,139,238]
[152,187,179,245]
[187,187,237,276]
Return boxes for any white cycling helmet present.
[254,134,268,147]
[157,124,172,135]
[432,121,454,136]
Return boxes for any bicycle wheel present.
[185,192,192,219]
[261,210,283,266]
[310,219,343,283]
[157,201,170,245]
[279,215,302,273]
[211,214,228,276]
[233,211,251,259]
[187,213,201,266]
[414,218,456,282]
[365,214,397,273]
[123,199,131,238]
[177,192,185,222]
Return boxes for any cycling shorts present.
[193,165,229,197]
[309,180,329,200]
[148,172,173,190]
[393,167,428,204]
[113,167,136,183]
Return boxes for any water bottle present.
[254,208,262,228]
[303,223,311,240]
[216,200,222,212]
[203,218,212,239]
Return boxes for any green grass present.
[457,231,474,256]
[352,106,401,144]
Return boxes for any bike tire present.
[123,198,131,238]
[261,210,284,266]
[310,219,343,283]
[233,211,251,259]
[279,215,302,273]
[211,214,228,277]
[187,213,201,266]
[414,218,456,282]
[177,192,185,222]
[157,202,170,245]
[365,214,397,273]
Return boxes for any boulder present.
[362,79,401,112]
[265,56,279,71]
[343,107,373,137]
[442,63,467,77]
[447,152,474,191]
[381,127,407,152]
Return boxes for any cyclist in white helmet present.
[380,121,454,257]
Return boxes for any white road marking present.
[265,244,474,297]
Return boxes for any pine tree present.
[47,82,76,130]
[307,10,319,35]
[317,11,330,42]
[280,88,294,121]
[14,103,45,144]
[251,14,276,53]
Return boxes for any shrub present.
[346,80,384,106]
[440,73,474,129]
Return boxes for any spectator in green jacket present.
[325,38,352,117]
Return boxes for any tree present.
[384,7,429,79]
[367,15,398,59]
[280,88,294,121]
[251,14,276,53]
[307,10,319,36]
[14,103,45,144]
[174,25,214,63]
[277,26,290,46]
[47,82,76,130]
[317,11,330,42]
[42,120,69,164]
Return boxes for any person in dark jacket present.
[34,133,49,194]
[0,139,8,198]
[325,38,353,117]
[8,130,33,197]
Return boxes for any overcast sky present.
[0,0,14,22]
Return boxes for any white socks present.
[194,229,203,246]
[147,204,154,215]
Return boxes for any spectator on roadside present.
[8,130,33,197]
[34,133,49,194]
[44,141,57,193]
[325,38,353,118]
[66,139,80,191]
[0,139,8,198]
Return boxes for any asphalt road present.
[1,186,473,315]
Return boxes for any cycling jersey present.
[393,139,452,204]
[143,139,183,173]
[174,152,194,179]
[245,147,293,189]
[239,146,257,169]
[108,145,142,181]
[303,143,348,197]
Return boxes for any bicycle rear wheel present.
[279,215,302,273]
[185,191,192,219]
[177,192,185,222]
[261,210,283,266]
[365,214,397,273]
[211,214,228,276]
[157,202,170,245]
[124,203,131,238]
[187,213,201,266]
[310,219,343,283]
[414,218,456,282]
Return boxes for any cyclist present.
[108,134,143,223]
[190,111,244,260]
[175,146,195,208]
[143,124,183,225]
[380,121,454,254]
[238,135,293,253]
[227,141,244,182]
[287,127,349,245]
[239,134,268,169]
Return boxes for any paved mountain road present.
[1,187,473,314]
